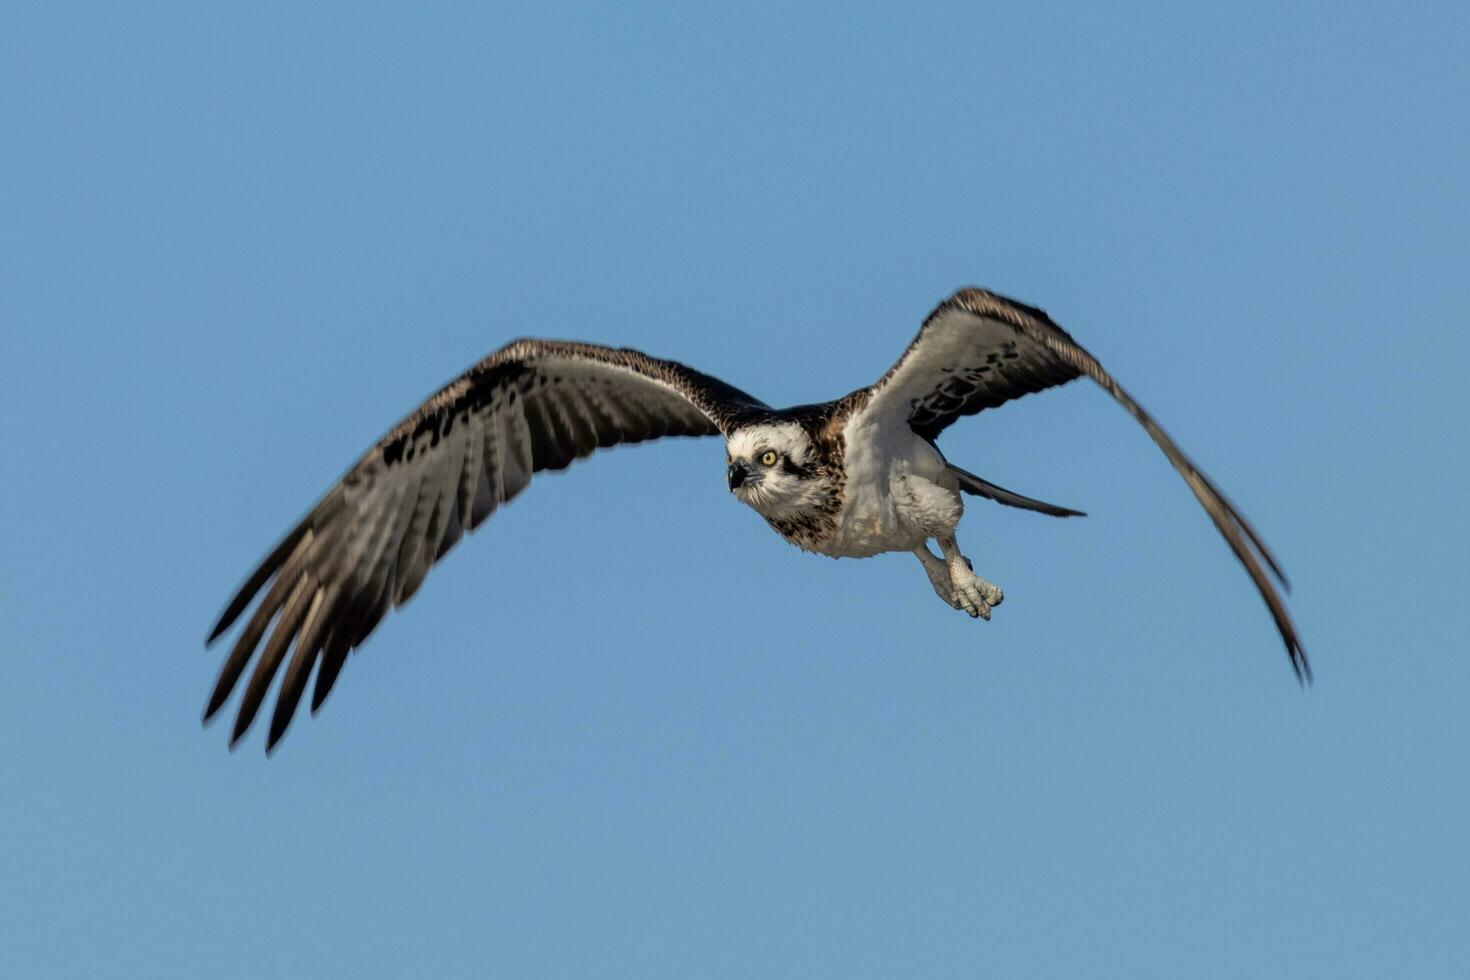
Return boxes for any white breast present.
[818,416,959,558]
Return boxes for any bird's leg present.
[937,533,1004,620]
[913,545,962,610]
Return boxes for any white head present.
[724,422,828,521]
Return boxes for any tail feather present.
[948,464,1085,518]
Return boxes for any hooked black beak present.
[727,460,750,491]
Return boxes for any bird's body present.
[830,408,960,558]
[206,287,1309,751]
[730,407,956,558]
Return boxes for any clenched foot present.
[949,564,1004,620]
[914,545,1005,619]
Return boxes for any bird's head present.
[724,422,828,521]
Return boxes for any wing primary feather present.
[578,385,625,447]
[392,465,441,605]
[867,290,1305,679]
[206,531,300,644]
[456,427,484,530]
[310,634,351,715]
[422,438,465,562]
[578,385,621,445]
[1078,362,1291,589]
[208,338,758,745]
[1034,328,1308,679]
[433,483,465,561]
[292,590,346,719]
[637,392,672,439]
[484,409,509,507]
[295,585,352,719]
[1186,470,1310,682]
[266,587,327,752]
[503,396,535,497]
[230,573,316,746]
[295,597,367,731]
[549,386,599,455]
[203,532,315,722]
[522,391,575,471]
[314,628,357,716]
[309,491,408,715]
[1179,467,1291,590]
[206,501,322,644]
[600,389,655,442]
[468,462,496,528]
[482,418,506,511]
[397,482,447,604]
[359,483,414,613]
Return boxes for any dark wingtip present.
[266,712,292,754]
[205,602,242,646]
[1293,644,1313,686]
[203,682,233,725]
[311,647,349,715]
[206,588,260,647]
[1258,543,1293,593]
[206,519,318,647]
[230,711,254,750]
[206,586,256,645]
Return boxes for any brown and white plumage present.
[205,341,767,750]
[843,289,1306,679]
[206,289,1308,752]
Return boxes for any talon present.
[919,546,1000,619]
[947,559,1002,623]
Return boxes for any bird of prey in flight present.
[205,287,1308,751]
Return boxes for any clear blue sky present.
[3,2,1467,977]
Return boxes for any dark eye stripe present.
[780,457,813,478]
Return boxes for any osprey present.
[206,287,1308,751]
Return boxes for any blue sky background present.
[3,2,1467,976]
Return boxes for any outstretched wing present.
[205,340,767,751]
[855,288,1309,681]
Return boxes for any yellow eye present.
[760,450,778,467]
